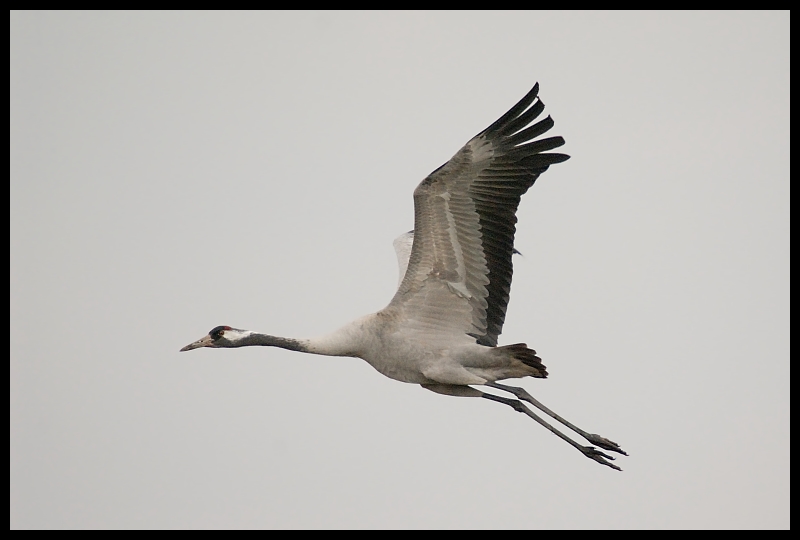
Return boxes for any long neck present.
[235,332,310,353]
[234,315,376,358]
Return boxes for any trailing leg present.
[485,381,627,456]
[421,384,622,470]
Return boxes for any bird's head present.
[180,326,250,351]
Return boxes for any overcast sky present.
[11,11,789,529]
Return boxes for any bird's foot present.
[585,434,628,455]
[580,446,622,471]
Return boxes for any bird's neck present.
[236,333,309,353]
[232,314,378,358]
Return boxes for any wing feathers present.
[504,115,554,147]
[489,99,547,140]
[480,83,540,137]
[388,84,569,347]
[503,136,566,158]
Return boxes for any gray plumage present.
[181,84,627,470]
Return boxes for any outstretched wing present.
[393,229,521,291]
[387,84,569,347]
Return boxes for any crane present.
[181,84,627,470]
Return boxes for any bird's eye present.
[209,326,228,339]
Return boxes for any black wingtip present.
[479,84,541,138]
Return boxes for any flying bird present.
[181,84,627,470]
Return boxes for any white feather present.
[392,230,415,289]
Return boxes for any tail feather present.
[499,343,548,378]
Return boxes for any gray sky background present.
[10,11,789,529]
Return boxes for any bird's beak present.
[180,334,214,352]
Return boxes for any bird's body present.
[182,84,627,470]
[206,313,542,386]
